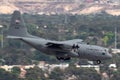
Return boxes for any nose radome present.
[107,54,112,59]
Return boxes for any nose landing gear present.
[96,60,101,64]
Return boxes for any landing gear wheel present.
[96,60,101,64]
[56,57,62,60]
[63,57,71,60]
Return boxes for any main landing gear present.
[56,57,71,61]
[96,60,101,64]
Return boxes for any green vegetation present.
[0,68,19,80]
[26,66,46,80]
[11,67,21,76]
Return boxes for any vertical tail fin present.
[8,10,30,37]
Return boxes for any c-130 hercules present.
[7,11,112,64]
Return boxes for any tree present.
[49,67,64,80]
[25,66,46,80]
[110,68,120,80]
[65,65,101,80]
[103,36,109,46]
[11,67,21,76]
[0,68,19,80]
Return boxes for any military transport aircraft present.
[7,11,112,64]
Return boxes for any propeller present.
[72,44,79,52]
[72,44,79,49]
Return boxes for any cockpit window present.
[102,53,105,55]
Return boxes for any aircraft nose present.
[107,54,112,59]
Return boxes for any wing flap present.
[46,42,64,49]
[46,42,72,51]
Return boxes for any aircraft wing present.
[46,42,63,49]
[61,39,83,44]
[45,39,84,51]
[46,42,71,51]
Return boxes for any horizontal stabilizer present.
[7,36,23,39]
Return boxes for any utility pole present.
[0,25,3,48]
[64,14,68,25]
[1,29,3,48]
[115,27,117,49]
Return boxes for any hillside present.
[0,0,120,15]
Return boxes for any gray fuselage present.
[21,37,112,61]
